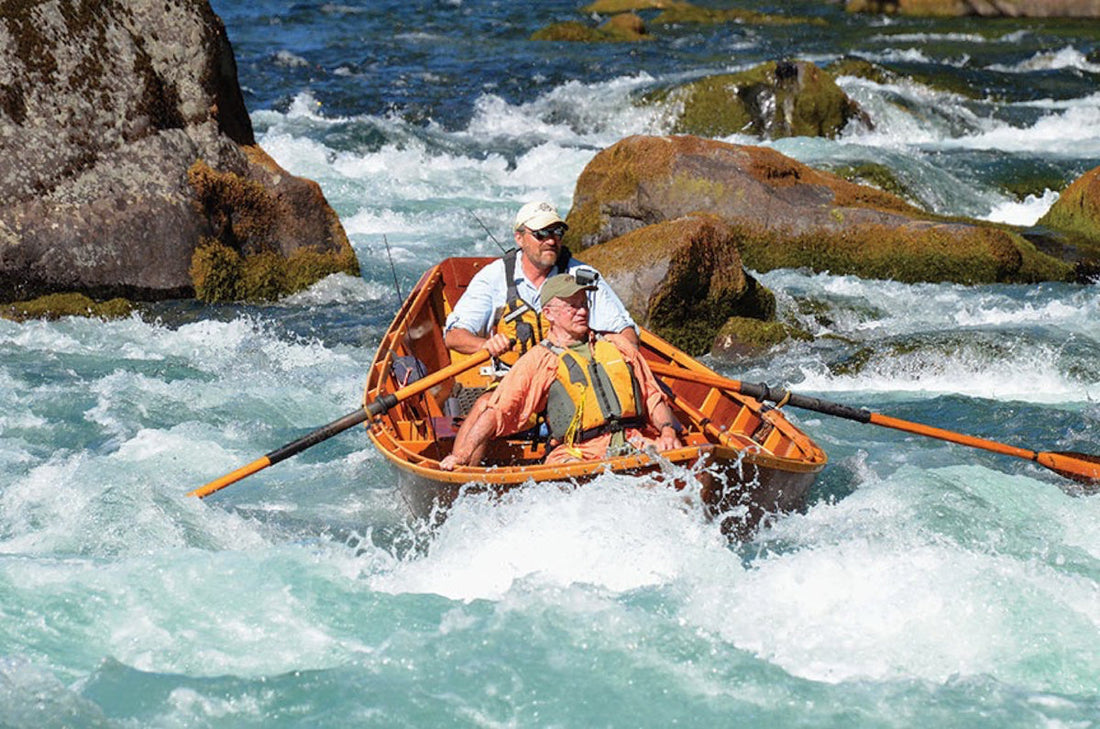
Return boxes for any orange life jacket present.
[491,248,569,365]
[542,337,645,448]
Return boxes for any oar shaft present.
[647,360,1100,483]
[867,413,1036,461]
[189,456,272,499]
[189,348,496,499]
[188,408,370,499]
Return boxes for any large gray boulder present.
[0,0,357,303]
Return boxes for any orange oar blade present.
[1036,451,1100,488]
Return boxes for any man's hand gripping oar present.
[188,348,497,498]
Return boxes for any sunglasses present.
[527,224,567,241]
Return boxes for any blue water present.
[3,1,1100,726]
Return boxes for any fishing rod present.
[468,208,509,253]
[648,362,1100,489]
[382,234,403,301]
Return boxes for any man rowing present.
[444,200,638,359]
[439,273,681,470]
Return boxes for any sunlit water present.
[3,2,1098,726]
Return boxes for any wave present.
[990,45,1100,74]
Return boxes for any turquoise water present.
[3,1,1099,726]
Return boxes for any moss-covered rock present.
[575,215,775,355]
[3,293,133,321]
[189,235,361,303]
[825,54,990,101]
[824,56,898,86]
[188,160,277,255]
[532,13,650,42]
[1036,166,1100,262]
[828,162,917,204]
[653,6,823,25]
[185,149,360,303]
[532,21,607,41]
[582,0,690,12]
[565,135,1074,284]
[846,0,962,16]
[711,316,811,359]
[601,12,650,40]
[644,60,869,140]
[846,0,1100,16]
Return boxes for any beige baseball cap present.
[539,273,596,308]
[514,200,567,231]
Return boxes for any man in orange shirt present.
[440,273,681,470]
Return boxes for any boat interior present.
[364,258,825,474]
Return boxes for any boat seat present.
[443,384,488,417]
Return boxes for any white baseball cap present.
[514,200,567,231]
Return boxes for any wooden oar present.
[648,361,1100,487]
[188,349,495,498]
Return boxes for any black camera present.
[574,268,599,287]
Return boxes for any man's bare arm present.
[445,328,511,356]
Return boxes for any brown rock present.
[578,215,775,354]
[1036,165,1100,263]
[566,135,1071,284]
[846,0,1100,16]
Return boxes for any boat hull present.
[388,443,820,540]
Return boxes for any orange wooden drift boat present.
[364,257,828,539]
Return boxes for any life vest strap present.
[572,415,646,443]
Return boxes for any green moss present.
[713,316,809,353]
[647,61,860,139]
[187,159,278,252]
[829,163,915,203]
[582,0,691,12]
[825,57,896,85]
[3,293,132,321]
[190,238,243,303]
[531,21,605,41]
[732,219,1072,284]
[285,245,361,292]
[600,12,650,40]
[531,17,649,42]
[1001,176,1068,202]
[653,6,822,25]
[646,74,755,138]
[189,238,361,303]
[240,250,288,301]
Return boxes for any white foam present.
[942,102,1100,155]
[369,470,724,601]
[674,466,1100,687]
[758,270,1100,402]
[983,189,1060,225]
[990,45,1100,74]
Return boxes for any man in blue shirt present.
[444,200,637,358]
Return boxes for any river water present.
[2,1,1098,726]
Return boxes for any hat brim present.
[518,212,567,231]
